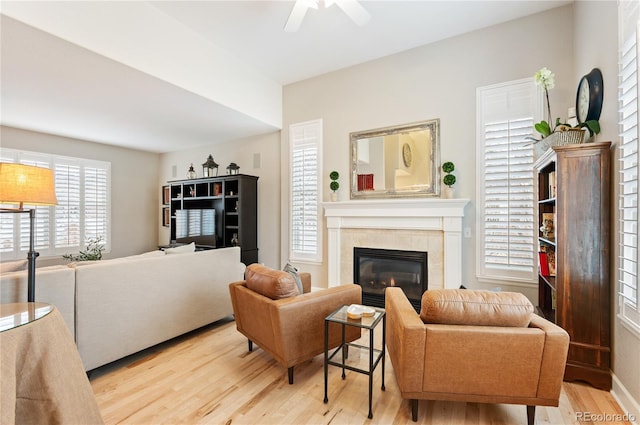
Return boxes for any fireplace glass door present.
[354,247,427,312]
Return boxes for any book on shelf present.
[539,251,550,276]
[547,249,556,277]
[357,174,374,191]
[548,171,557,198]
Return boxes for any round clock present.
[402,143,412,167]
[575,68,603,123]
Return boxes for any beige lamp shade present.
[0,163,58,207]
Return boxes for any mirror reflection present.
[350,119,440,199]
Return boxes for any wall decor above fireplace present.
[350,119,440,199]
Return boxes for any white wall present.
[282,5,575,294]
[573,0,640,419]
[158,131,281,269]
[0,125,160,263]
[1,1,282,129]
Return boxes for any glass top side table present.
[0,302,53,332]
[323,304,386,419]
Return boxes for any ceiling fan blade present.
[284,0,317,32]
[334,0,370,26]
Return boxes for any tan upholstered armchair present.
[386,288,569,425]
[229,264,361,384]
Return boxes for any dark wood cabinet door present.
[554,142,611,390]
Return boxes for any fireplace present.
[323,199,469,290]
[354,247,427,312]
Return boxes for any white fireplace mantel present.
[322,198,469,289]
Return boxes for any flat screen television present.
[175,208,216,248]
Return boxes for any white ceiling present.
[0,1,571,153]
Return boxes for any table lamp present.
[0,163,58,302]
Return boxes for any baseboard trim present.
[611,373,640,425]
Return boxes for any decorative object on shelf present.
[534,67,557,137]
[442,161,456,199]
[226,162,240,175]
[329,171,340,201]
[187,163,197,179]
[202,155,219,177]
[162,207,170,227]
[162,185,170,205]
[528,67,601,158]
[540,212,555,240]
[231,233,240,247]
[62,236,105,262]
[189,186,196,197]
[0,163,58,302]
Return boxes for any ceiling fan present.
[284,0,371,32]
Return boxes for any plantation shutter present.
[0,155,15,254]
[290,119,322,262]
[55,163,81,248]
[84,165,109,242]
[618,0,640,332]
[477,80,537,283]
[0,148,110,260]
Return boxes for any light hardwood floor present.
[90,317,632,425]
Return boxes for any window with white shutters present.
[289,119,323,263]
[618,0,640,335]
[477,79,537,284]
[0,148,110,260]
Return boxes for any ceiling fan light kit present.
[284,0,370,32]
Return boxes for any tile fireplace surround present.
[322,198,469,290]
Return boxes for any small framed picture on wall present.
[163,207,170,227]
[162,186,170,205]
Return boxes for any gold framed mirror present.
[350,119,440,199]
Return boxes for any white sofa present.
[0,247,245,371]
[0,265,76,335]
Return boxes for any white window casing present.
[289,119,323,263]
[476,79,538,285]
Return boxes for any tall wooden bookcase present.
[167,174,258,265]
[534,142,611,390]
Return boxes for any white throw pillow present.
[164,242,196,255]
[283,262,303,295]
[139,250,166,258]
[124,250,166,260]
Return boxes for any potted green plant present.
[442,161,456,198]
[62,236,105,262]
[329,171,340,201]
[529,67,601,157]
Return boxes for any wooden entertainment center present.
[166,174,258,265]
